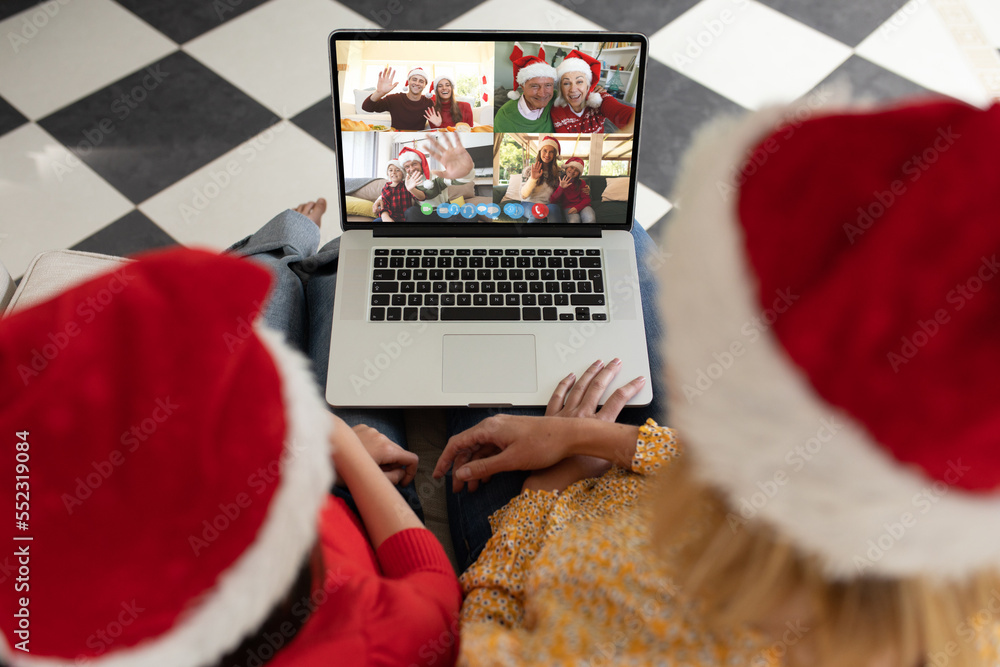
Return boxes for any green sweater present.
[415,169,475,206]
[494,99,554,133]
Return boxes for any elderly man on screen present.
[494,44,557,133]
[361,66,434,131]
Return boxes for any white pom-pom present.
[508,90,521,100]
[587,91,603,108]
[423,179,434,188]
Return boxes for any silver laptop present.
[326,30,652,408]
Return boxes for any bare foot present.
[294,198,326,227]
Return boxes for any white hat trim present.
[660,100,1000,581]
[0,325,335,666]
[515,61,557,86]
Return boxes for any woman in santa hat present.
[552,49,634,134]
[438,97,1000,666]
[518,135,564,222]
[424,75,474,129]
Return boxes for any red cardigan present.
[430,100,474,128]
[269,496,461,667]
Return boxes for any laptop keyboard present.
[369,247,608,322]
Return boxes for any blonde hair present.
[649,455,1000,667]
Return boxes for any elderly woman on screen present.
[551,49,634,134]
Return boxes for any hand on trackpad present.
[442,335,537,393]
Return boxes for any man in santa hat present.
[372,135,477,222]
[361,65,434,131]
[494,43,558,133]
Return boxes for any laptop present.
[326,30,653,408]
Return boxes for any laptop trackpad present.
[442,335,537,394]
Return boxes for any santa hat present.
[507,42,556,101]
[386,158,404,174]
[403,67,429,93]
[660,97,1000,581]
[554,49,603,109]
[0,249,334,665]
[538,135,560,155]
[563,156,584,173]
[398,147,433,188]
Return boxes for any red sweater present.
[551,92,634,133]
[361,92,434,131]
[430,100,474,128]
[550,178,591,211]
[269,497,461,667]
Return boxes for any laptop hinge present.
[371,225,604,239]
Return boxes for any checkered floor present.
[1,0,997,279]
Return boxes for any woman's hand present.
[558,173,572,189]
[374,66,398,98]
[424,132,474,180]
[530,160,543,180]
[433,359,645,492]
[347,424,418,487]
[424,107,442,127]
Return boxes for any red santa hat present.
[387,158,404,175]
[660,97,1000,581]
[563,156,585,173]
[507,42,556,101]
[554,49,603,109]
[538,135,560,155]
[0,249,334,665]
[403,67,429,93]
[398,147,433,188]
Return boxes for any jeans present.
[229,211,666,571]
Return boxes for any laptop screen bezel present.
[328,29,647,237]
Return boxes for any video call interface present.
[333,38,641,224]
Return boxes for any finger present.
[564,359,605,411]
[580,357,624,411]
[451,448,473,493]
[545,372,576,416]
[384,468,405,485]
[455,452,507,486]
[598,376,646,420]
[434,416,504,478]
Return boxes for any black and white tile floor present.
[1,0,997,279]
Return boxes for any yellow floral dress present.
[458,420,780,666]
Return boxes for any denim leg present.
[227,210,321,355]
[299,237,421,520]
[619,222,667,427]
[443,406,541,573]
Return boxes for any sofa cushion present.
[350,178,386,202]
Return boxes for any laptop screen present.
[329,31,646,231]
